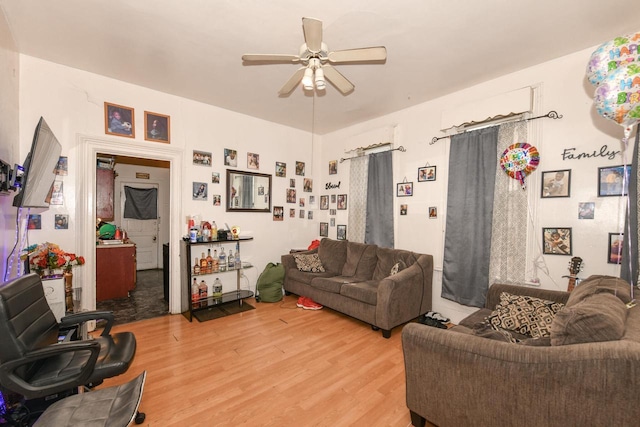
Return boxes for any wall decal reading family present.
[561,144,620,161]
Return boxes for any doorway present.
[76,135,183,318]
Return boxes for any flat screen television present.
[12,117,62,208]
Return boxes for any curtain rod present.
[340,146,406,163]
[429,110,563,145]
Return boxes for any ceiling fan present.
[242,17,387,95]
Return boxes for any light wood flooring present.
[99,294,419,426]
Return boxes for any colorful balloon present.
[594,62,640,137]
[499,143,539,188]
[586,32,640,86]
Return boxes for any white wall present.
[321,47,633,323]
[0,8,19,281]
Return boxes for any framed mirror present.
[226,169,272,212]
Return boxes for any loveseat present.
[282,238,433,338]
[402,276,640,427]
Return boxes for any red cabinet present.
[96,244,136,302]
[96,168,115,220]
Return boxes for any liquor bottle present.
[211,221,218,241]
[200,252,208,274]
[193,257,200,275]
[219,247,227,272]
[228,250,235,270]
[212,278,223,297]
[212,249,219,273]
[199,279,208,301]
[235,249,241,270]
[206,249,213,274]
[191,278,199,303]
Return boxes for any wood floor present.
[99,294,417,427]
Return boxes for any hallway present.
[96,268,169,325]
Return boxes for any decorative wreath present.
[500,143,540,187]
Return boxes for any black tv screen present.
[12,117,62,208]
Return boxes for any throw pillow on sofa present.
[293,253,325,273]
[486,292,565,338]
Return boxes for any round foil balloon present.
[594,62,640,140]
[587,32,640,86]
[500,143,540,188]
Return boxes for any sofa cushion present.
[340,281,378,305]
[372,247,417,281]
[341,242,377,279]
[317,238,348,274]
[310,277,354,294]
[550,292,628,346]
[293,253,325,272]
[459,308,492,329]
[567,275,632,307]
[486,292,565,338]
[286,268,335,285]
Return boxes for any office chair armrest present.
[60,310,115,336]
[0,340,101,398]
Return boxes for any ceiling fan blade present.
[278,67,307,95]
[321,64,354,94]
[242,54,300,63]
[302,17,323,53]
[328,47,387,63]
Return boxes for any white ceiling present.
[2,0,640,134]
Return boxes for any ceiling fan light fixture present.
[314,67,326,90]
[302,67,314,90]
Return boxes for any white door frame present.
[76,134,183,314]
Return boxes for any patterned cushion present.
[293,253,325,273]
[486,292,565,338]
[390,260,407,276]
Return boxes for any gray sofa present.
[282,238,433,338]
[402,276,640,427]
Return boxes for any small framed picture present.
[299,209,305,219]
[329,160,338,175]
[330,218,335,227]
[541,169,570,198]
[542,227,572,255]
[330,209,336,216]
[320,195,329,210]
[273,206,284,221]
[212,195,221,206]
[598,165,632,197]
[50,180,64,205]
[608,233,624,264]
[193,150,212,166]
[337,225,347,240]
[193,182,208,200]
[224,148,238,167]
[286,189,296,203]
[212,172,220,183]
[54,214,69,230]
[289,208,296,218]
[104,102,134,138]
[290,178,296,188]
[54,157,68,175]
[299,198,305,207]
[296,161,305,176]
[308,211,313,220]
[276,162,286,177]
[320,222,329,237]
[28,214,42,230]
[247,152,259,169]
[309,195,315,206]
[331,194,336,204]
[144,111,170,143]
[303,178,313,192]
[418,166,436,182]
[337,194,347,210]
[400,204,407,215]
[397,182,413,197]
[428,206,437,218]
[578,202,595,219]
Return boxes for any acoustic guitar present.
[565,256,583,292]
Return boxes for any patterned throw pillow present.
[389,260,407,276]
[293,253,325,273]
[486,292,565,338]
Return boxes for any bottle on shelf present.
[199,279,208,301]
[200,252,208,274]
[194,257,201,275]
[235,248,241,269]
[219,247,227,272]
[228,250,235,270]
[211,221,218,241]
[191,278,199,304]
[212,277,223,298]
[206,249,213,274]
[212,249,219,273]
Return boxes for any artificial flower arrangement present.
[22,242,85,275]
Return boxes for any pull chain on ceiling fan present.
[242,17,387,95]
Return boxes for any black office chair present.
[0,273,144,424]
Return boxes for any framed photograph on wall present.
[320,195,329,210]
[276,162,286,177]
[320,222,329,237]
[247,152,259,169]
[400,204,407,215]
[337,194,347,210]
[428,206,437,218]
[397,182,413,196]
[598,165,632,197]
[296,161,305,176]
[144,111,170,143]
[542,227,572,255]
[418,166,436,182]
[329,160,338,175]
[193,150,212,166]
[541,169,570,198]
[608,232,623,264]
[224,148,238,167]
[273,206,284,221]
[337,225,347,240]
[104,102,134,138]
[54,214,69,230]
[193,182,208,200]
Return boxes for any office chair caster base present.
[135,411,146,424]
